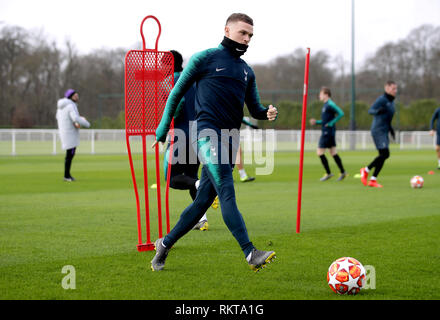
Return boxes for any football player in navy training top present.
[151,13,278,272]
[360,81,397,188]
[310,87,347,182]
[429,106,440,170]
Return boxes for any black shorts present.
[168,162,200,180]
[436,131,440,146]
[318,131,336,149]
[164,138,200,181]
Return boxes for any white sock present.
[370,176,377,181]
[195,180,200,190]
[364,167,370,173]
[199,213,207,222]
[438,159,440,166]
[239,169,247,179]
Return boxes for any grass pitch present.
[0,149,439,300]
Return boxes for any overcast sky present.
[1,0,439,67]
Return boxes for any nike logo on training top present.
[155,44,269,143]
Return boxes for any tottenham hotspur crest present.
[244,69,248,81]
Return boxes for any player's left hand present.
[390,126,396,140]
[151,140,160,148]
[267,105,278,121]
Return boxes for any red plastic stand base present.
[137,242,155,252]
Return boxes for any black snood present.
[221,36,248,58]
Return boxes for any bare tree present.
[0,22,438,129]
[0,25,29,126]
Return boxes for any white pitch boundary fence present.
[0,129,437,156]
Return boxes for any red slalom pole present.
[296,48,310,234]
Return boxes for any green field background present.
[0,150,439,300]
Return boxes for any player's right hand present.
[429,130,435,136]
[309,118,316,125]
[267,105,278,121]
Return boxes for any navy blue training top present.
[368,93,395,135]
[156,43,268,142]
[316,99,344,134]
[430,107,440,133]
[172,71,196,136]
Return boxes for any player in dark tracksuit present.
[162,50,216,232]
[360,81,398,188]
[310,87,347,181]
[163,50,199,201]
[429,107,440,169]
[151,13,278,272]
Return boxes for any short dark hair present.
[226,13,253,26]
[320,87,332,97]
[385,80,396,86]
[170,50,183,72]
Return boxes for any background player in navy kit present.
[429,106,440,170]
[163,50,216,232]
[151,13,278,272]
[309,87,347,181]
[360,81,397,188]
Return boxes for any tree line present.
[1,23,439,130]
